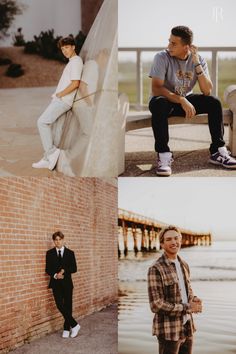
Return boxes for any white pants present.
[37,98,71,157]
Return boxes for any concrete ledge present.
[126,109,232,132]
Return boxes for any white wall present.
[1,0,81,46]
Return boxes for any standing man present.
[45,231,80,338]
[149,25,236,176]
[148,225,202,354]
[32,36,83,170]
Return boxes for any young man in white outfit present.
[32,37,83,170]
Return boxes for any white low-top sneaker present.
[70,323,81,338]
[62,330,70,338]
[32,158,49,169]
[48,148,60,170]
[209,146,236,169]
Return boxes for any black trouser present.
[149,94,225,154]
[52,283,77,330]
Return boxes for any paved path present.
[0,87,62,177]
[9,305,117,354]
[121,125,236,177]
[1,87,234,177]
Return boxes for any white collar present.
[56,246,65,254]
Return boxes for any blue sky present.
[119,0,236,47]
[118,178,236,240]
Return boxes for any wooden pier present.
[118,209,212,256]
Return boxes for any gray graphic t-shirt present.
[149,50,209,98]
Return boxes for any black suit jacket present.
[45,247,77,289]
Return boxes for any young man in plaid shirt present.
[148,225,202,354]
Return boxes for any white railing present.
[119,46,236,109]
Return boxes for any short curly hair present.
[171,26,193,45]
[159,225,181,244]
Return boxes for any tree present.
[0,0,24,39]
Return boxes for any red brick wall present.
[0,177,117,353]
[81,0,104,34]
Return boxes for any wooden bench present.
[118,86,236,174]
[125,85,236,156]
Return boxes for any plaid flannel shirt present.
[148,253,196,340]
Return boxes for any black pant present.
[52,283,77,330]
[149,94,225,154]
[158,336,193,354]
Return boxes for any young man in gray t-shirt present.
[149,25,236,176]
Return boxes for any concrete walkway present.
[121,124,236,177]
[9,305,117,354]
[0,87,62,177]
[1,87,235,177]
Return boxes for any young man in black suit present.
[46,231,80,338]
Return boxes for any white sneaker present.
[209,146,236,169]
[62,330,70,338]
[48,148,60,170]
[70,323,80,338]
[156,152,173,177]
[32,158,49,169]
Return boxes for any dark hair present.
[52,231,65,240]
[57,36,76,49]
[171,26,193,45]
[159,225,181,244]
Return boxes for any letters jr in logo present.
[212,6,223,23]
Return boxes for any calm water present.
[118,242,236,354]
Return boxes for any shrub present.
[24,40,39,54]
[36,29,62,59]
[5,63,24,77]
[74,30,86,54]
[24,29,64,61]
[0,57,12,65]
[23,29,86,62]
[13,27,25,46]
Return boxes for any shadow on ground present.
[120,149,236,177]
[10,304,117,354]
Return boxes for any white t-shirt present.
[55,55,83,107]
[173,258,191,324]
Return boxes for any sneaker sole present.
[48,149,60,170]
[209,159,236,170]
[156,171,171,177]
[32,163,49,169]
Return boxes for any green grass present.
[119,58,236,108]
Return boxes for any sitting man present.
[149,25,236,176]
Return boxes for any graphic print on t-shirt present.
[149,50,210,100]
[174,70,194,96]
